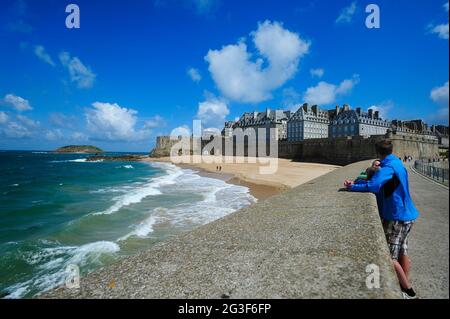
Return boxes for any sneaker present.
[402,291,418,299]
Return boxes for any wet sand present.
[142,156,340,200]
[191,168,282,200]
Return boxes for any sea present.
[0,151,256,298]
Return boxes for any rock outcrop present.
[86,155,146,162]
[54,145,103,154]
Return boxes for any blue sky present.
[0,0,448,151]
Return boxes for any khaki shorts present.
[382,220,414,260]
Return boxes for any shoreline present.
[142,156,340,200]
[183,166,283,200]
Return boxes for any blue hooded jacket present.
[350,154,419,221]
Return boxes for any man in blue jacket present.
[344,139,420,299]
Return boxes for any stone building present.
[431,125,449,147]
[221,121,235,138]
[287,103,330,141]
[390,119,438,136]
[431,124,450,137]
[329,104,391,138]
[225,108,291,140]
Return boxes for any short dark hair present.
[375,139,393,156]
[366,167,379,180]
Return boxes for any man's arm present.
[349,166,395,193]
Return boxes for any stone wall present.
[279,132,439,165]
[150,132,440,165]
[389,132,441,160]
[149,136,184,157]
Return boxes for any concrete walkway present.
[407,165,449,299]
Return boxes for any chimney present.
[368,109,373,119]
[374,111,379,119]
[356,107,361,115]
[302,103,309,112]
[343,104,350,112]
[266,108,270,118]
[312,105,318,115]
[335,105,340,115]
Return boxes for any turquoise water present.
[0,151,255,298]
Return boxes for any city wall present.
[279,132,439,165]
[151,132,440,166]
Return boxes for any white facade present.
[287,104,329,141]
[229,109,291,140]
[329,108,390,138]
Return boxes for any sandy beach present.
[142,156,340,200]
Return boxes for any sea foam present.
[4,240,120,299]
[93,163,183,216]
[117,163,256,241]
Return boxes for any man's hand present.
[344,180,354,189]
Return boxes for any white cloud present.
[70,131,89,142]
[428,2,449,39]
[205,20,310,103]
[49,112,77,129]
[170,125,191,137]
[59,51,96,89]
[45,129,63,141]
[187,67,202,82]
[430,23,449,39]
[2,93,32,111]
[0,111,9,124]
[430,81,449,106]
[310,68,324,78]
[303,74,360,105]
[367,101,394,119]
[85,102,151,142]
[428,81,449,124]
[16,114,39,128]
[144,115,166,129]
[428,107,449,124]
[0,114,39,139]
[34,45,55,66]
[0,121,32,138]
[336,1,357,24]
[196,96,229,128]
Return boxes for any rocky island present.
[54,145,104,154]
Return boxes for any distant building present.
[391,119,433,135]
[202,128,222,140]
[431,124,450,137]
[221,103,444,146]
[329,105,391,138]
[227,108,291,140]
[430,125,448,147]
[287,103,330,141]
[221,121,235,138]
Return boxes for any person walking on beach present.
[344,139,420,299]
